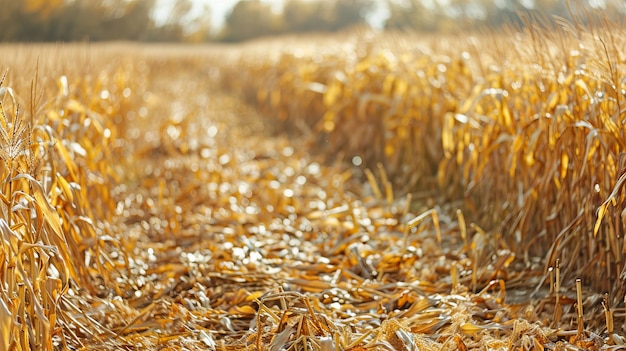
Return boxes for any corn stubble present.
[214,11,626,350]
[2,12,626,351]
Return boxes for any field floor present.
[65,57,604,350]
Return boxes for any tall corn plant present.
[440,13,626,300]
[0,53,137,348]
[0,70,69,350]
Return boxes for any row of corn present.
[0,45,144,350]
[215,19,626,303]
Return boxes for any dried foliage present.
[215,15,626,311]
[0,44,143,350]
[3,15,626,351]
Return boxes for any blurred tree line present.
[219,0,373,42]
[220,0,625,41]
[384,0,625,33]
[0,0,211,42]
[0,0,623,42]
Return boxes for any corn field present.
[1,13,626,351]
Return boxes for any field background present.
[2,2,626,351]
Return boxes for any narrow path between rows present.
[81,61,560,350]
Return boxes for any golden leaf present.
[0,298,11,351]
[228,305,256,315]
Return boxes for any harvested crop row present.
[213,17,626,307]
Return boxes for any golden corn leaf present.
[0,219,20,254]
[54,141,79,181]
[27,176,73,284]
[395,79,408,97]
[437,160,448,190]
[0,298,11,351]
[546,92,560,111]
[460,322,483,334]
[228,305,256,315]
[323,82,342,107]
[560,152,569,180]
[442,113,454,156]
[432,210,441,244]
[56,173,74,203]
[245,291,264,302]
[594,200,608,237]
[524,151,535,167]
[502,102,512,129]
[595,172,626,237]
[509,135,523,177]
[600,112,621,140]
[456,140,464,166]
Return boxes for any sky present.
[154,0,287,32]
[154,0,624,32]
[155,0,390,33]
[207,0,257,30]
